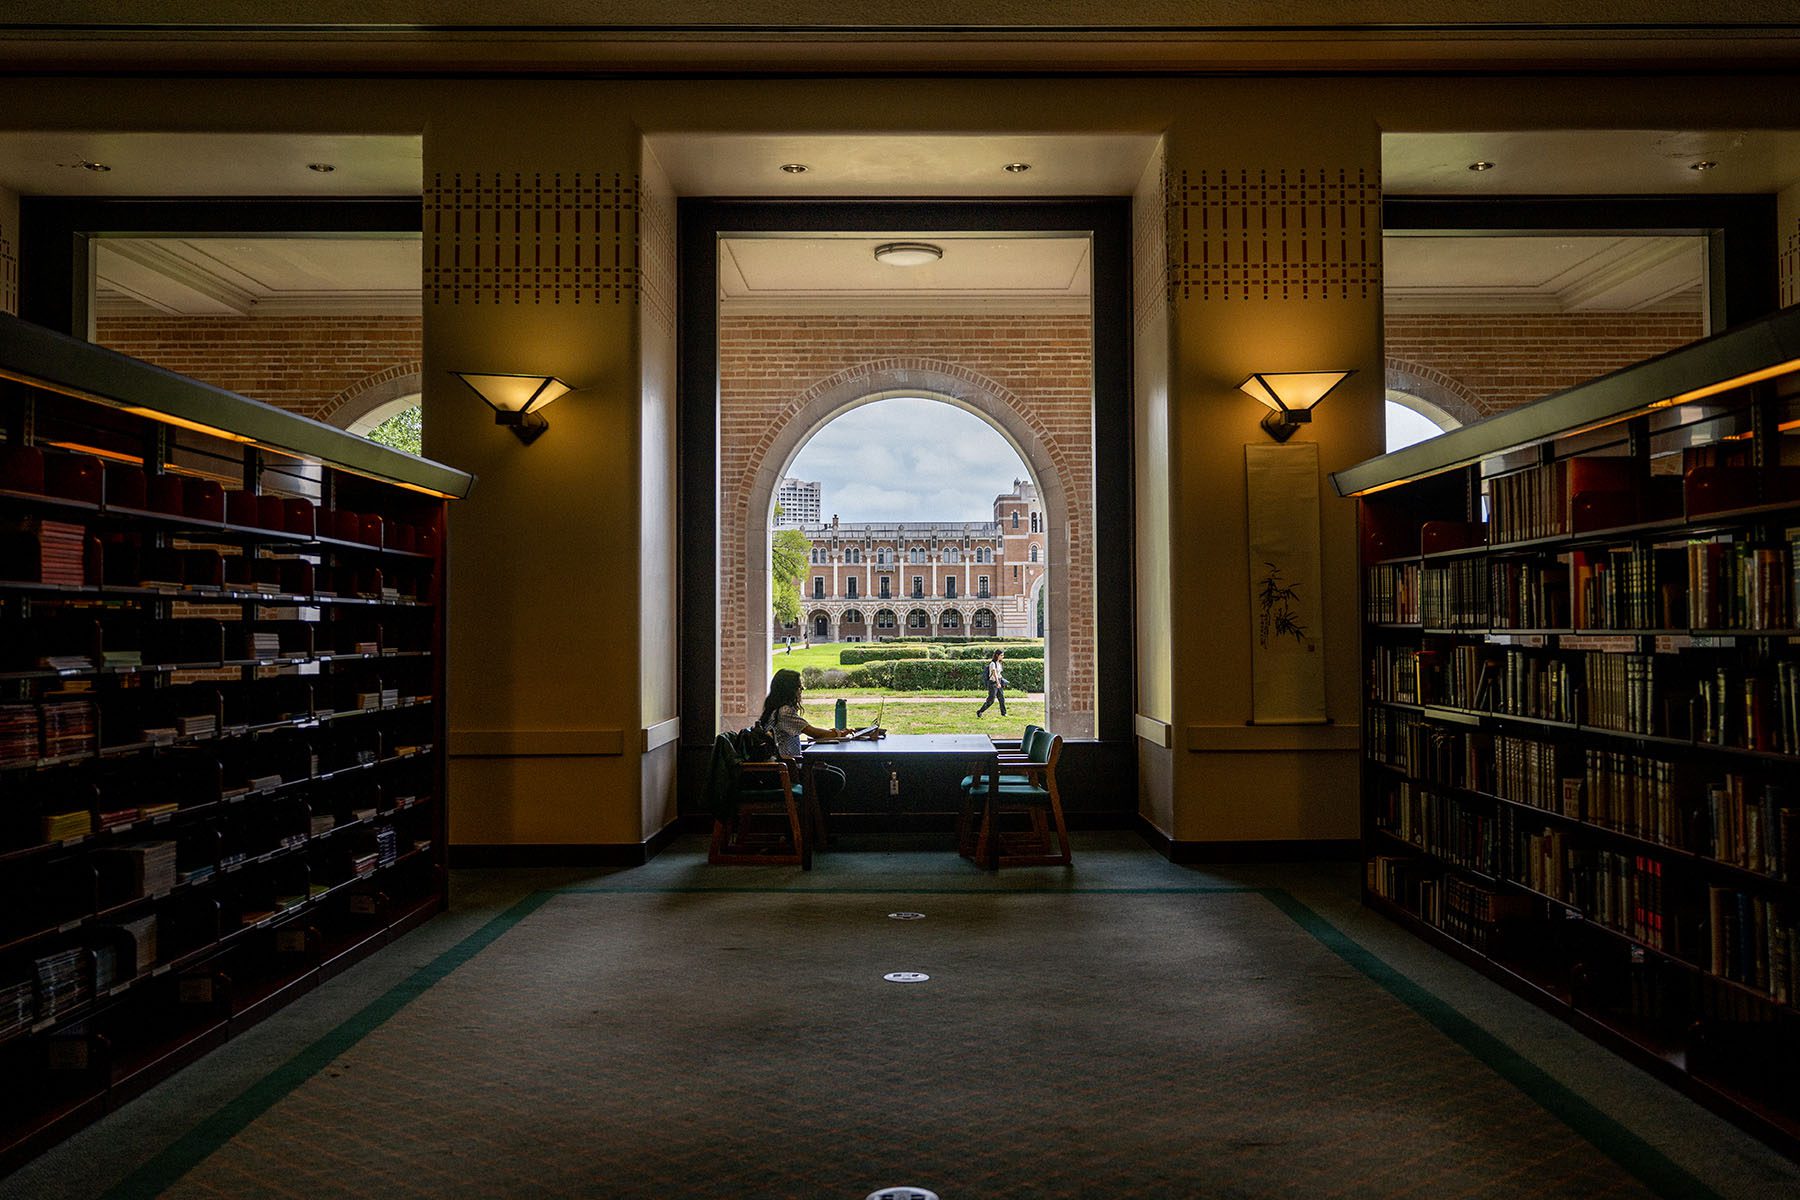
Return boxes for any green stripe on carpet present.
[1257,888,1720,1200]
[100,889,557,1200]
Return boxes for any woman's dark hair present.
[990,648,1005,660]
[759,668,803,728]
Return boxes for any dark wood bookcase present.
[1335,304,1800,1154]
[0,314,471,1169]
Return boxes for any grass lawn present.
[825,696,1045,737]
[763,640,1048,735]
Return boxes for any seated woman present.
[758,667,848,824]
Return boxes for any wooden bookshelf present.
[1334,303,1800,1157]
[0,313,471,1170]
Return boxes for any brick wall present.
[719,313,1095,723]
[94,315,422,424]
[1385,310,1705,418]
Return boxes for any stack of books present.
[33,949,90,1019]
[93,944,122,992]
[176,713,216,739]
[0,978,34,1039]
[0,704,40,765]
[246,629,281,659]
[355,690,382,710]
[118,915,158,973]
[310,810,337,836]
[97,804,139,831]
[102,648,143,670]
[351,851,379,877]
[379,687,398,708]
[41,809,93,842]
[36,520,89,586]
[40,700,97,758]
[38,654,94,672]
[112,841,178,897]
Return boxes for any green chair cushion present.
[961,772,1030,789]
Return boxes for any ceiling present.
[0,132,421,196]
[95,237,421,316]
[1383,130,1800,195]
[1383,234,1705,313]
[649,134,1161,198]
[719,235,1091,314]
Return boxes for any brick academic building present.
[777,476,1049,644]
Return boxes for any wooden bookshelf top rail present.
[1332,303,1800,498]
[0,312,475,501]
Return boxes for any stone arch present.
[738,358,1085,734]
[1384,358,1484,427]
[320,363,424,431]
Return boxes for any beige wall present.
[639,143,681,840]
[2,72,1798,848]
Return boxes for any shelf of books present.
[1334,303,1800,1154]
[0,313,472,1168]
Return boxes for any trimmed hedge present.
[839,646,931,665]
[851,658,1045,691]
[798,666,854,688]
[941,644,1045,660]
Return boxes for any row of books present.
[1488,457,1636,545]
[1585,750,1684,848]
[1366,562,1419,624]
[1364,530,1799,633]
[1708,888,1797,1005]
[1695,662,1800,754]
[1495,735,1572,816]
[1421,560,1488,629]
[0,446,440,555]
[1367,707,1485,791]
[1581,651,1659,735]
[1707,775,1797,879]
[0,700,98,765]
[1380,781,1504,879]
[1588,849,1674,953]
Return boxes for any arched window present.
[909,546,927,564]
[973,609,996,630]
[875,609,897,629]
[1011,512,1020,529]
[845,547,862,564]
[942,610,961,629]
[975,546,992,564]
[907,609,930,629]
[876,548,892,565]
[1030,512,1040,533]
[943,546,962,564]
[1386,390,1461,452]
[1029,545,1039,563]
[842,609,864,625]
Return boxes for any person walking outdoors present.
[974,648,1008,717]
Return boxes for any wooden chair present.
[963,731,1071,868]
[705,732,811,869]
[958,725,1044,858]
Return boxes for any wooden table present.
[801,733,1001,865]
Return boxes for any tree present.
[771,527,811,630]
[366,403,422,456]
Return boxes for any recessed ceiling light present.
[779,163,809,174]
[307,162,337,173]
[873,242,944,267]
[67,160,111,172]
[1002,162,1032,173]
[1689,160,1718,172]
[1467,161,1495,172]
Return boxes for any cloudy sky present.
[787,397,1030,523]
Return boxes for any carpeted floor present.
[7,834,1800,1199]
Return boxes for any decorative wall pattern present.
[1166,167,1380,303]
[1132,151,1168,332]
[1781,215,1800,309]
[636,175,677,334]
[425,171,639,305]
[0,217,16,316]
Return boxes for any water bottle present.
[835,698,848,730]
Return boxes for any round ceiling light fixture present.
[73,160,112,173]
[1689,160,1718,172]
[779,163,809,174]
[873,242,944,267]
[307,162,337,173]
[1002,162,1032,173]
[1467,161,1496,172]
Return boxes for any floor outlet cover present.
[882,972,930,983]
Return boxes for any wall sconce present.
[451,372,572,445]
[1238,370,1354,443]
